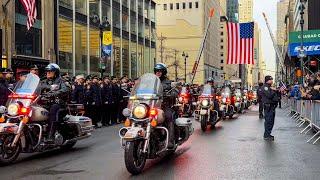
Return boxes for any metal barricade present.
[306,101,320,144]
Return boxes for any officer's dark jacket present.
[71,84,85,104]
[257,85,263,102]
[40,76,70,105]
[111,83,121,104]
[101,83,113,104]
[161,78,178,107]
[261,83,279,104]
[0,80,10,106]
[91,83,102,106]
[84,85,94,105]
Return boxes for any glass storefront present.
[58,17,73,72]
[122,39,130,76]
[57,0,155,77]
[131,41,137,78]
[113,36,121,77]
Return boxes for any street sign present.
[289,42,320,56]
[102,31,112,45]
[289,30,320,43]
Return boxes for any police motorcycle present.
[234,89,244,113]
[243,89,250,109]
[198,84,219,131]
[119,73,193,175]
[219,86,235,119]
[0,73,94,165]
[176,86,193,117]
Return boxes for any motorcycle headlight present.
[243,96,247,100]
[8,103,19,116]
[201,99,209,107]
[222,98,226,103]
[178,97,183,102]
[133,105,147,119]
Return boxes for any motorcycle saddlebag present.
[65,115,94,134]
[175,118,192,127]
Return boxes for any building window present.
[220,32,223,35]
[163,4,167,10]
[221,39,223,43]
[220,53,223,57]
[221,60,224,63]
[189,2,192,9]
[221,66,224,70]
[170,3,173,10]
[220,46,223,49]
[195,2,199,8]
[182,2,186,9]
[176,3,179,9]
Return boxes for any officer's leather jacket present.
[40,76,71,106]
[161,78,178,107]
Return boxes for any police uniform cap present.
[265,75,273,83]
[76,75,85,80]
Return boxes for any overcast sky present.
[253,0,278,76]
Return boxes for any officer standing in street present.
[261,75,279,141]
[257,80,264,119]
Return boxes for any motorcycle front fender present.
[200,109,208,115]
[123,127,146,141]
[0,123,19,134]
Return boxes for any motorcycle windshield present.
[180,87,188,94]
[201,85,214,96]
[221,87,231,98]
[7,73,40,107]
[131,73,163,98]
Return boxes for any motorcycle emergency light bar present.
[8,94,36,100]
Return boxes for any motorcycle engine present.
[54,132,64,145]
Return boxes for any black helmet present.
[207,77,214,83]
[154,63,167,76]
[45,63,61,76]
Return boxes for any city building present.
[282,0,320,84]
[155,0,222,84]
[1,0,156,78]
[227,0,239,23]
[239,0,253,87]
[220,0,239,81]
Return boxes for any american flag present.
[19,0,37,30]
[279,81,287,92]
[227,22,254,64]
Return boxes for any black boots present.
[167,121,175,149]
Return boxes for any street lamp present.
[91,15,111,78]
[299,0,307,84]
[182,52,189,83]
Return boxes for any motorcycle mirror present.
[122,108,131,117]
[0,106,7,114]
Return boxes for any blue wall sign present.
[289,42,320,57]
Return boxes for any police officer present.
[261,75,279,141]
[41,63,70,143]
[154,63,178,148]
[257,80,264,118]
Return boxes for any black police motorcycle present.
[119,73,193,175]
[0,73,94,164]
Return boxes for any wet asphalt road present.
[1,105,320,180]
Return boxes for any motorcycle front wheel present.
[124,140,146,175]
[0,134,21,165]
[200,115,208,132]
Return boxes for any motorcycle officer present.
[41,63,70,143]
[154,63,177,149]
[206,78,220,116]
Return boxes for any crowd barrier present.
[282,97,320,144]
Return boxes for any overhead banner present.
[289,30,320,43]
[288,42,320,56]
[102,31,112,57]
